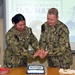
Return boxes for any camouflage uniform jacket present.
[39,20,73,68]
[4,26,39,68]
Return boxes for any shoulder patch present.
[41,24,45,32]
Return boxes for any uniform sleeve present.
[48,26,72,56]
[29,28,39,51]
[6,31,30,58]
[39,25,47,49]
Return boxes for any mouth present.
[49,24,52,26]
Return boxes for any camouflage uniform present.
[39,20,73,69]
[4,26,39,68]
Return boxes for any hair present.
[11,13,25,24]
[47,8,58,18]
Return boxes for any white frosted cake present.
[59,69,75,75]
[26,65,45,74]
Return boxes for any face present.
[47,14,58,27]
[15,20,26,32]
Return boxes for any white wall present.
[0,18,4,67]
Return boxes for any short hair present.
[12,13,25,24]
[47,8,58,18]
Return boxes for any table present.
[2,67,60,75]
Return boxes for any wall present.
[0,18,4,67]
[71,54,75,69]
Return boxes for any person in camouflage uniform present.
[34,8,73,69]
[3,14,39,68]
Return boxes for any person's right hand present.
[33,49,45,57]
[34,49,48,59]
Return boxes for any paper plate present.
[0,68,10,74]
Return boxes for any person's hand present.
[39,51,48,59]
[33,49,45,57]
[34,49,48,59]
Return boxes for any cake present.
[26,65,45,74]
[59,68,75,75]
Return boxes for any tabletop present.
[2,67,60,75]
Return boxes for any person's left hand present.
[38,51,48,59]
[34,49,48,59]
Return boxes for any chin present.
[18,30,23,32]
[49,24,53,26]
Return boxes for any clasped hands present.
[33,49,48,59]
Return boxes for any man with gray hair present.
[34,8,73,69]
